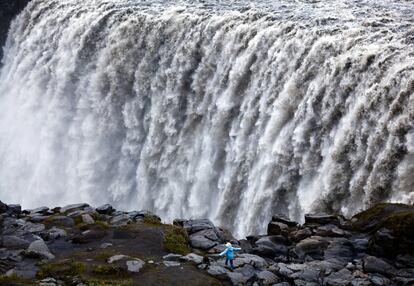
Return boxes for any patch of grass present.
[85,278,134,286]
[37,260,86,279]
[163,225,190,255]
[95,251,116,262]
[0,274,36,286]
[143,216,162,225]
[91,265,128,277]
[382,211,414,238]
[95,220,110,229]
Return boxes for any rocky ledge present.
[0,201,413,286]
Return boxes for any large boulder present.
[60,203,90,214]
[1,235,30,249]
[305,214,341,226]
[183,219,215,234]
[26,239,55,260]
[96,204,115,215]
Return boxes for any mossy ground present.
[0,274,37,286]
[163,225,191,255]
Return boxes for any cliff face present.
[0,0,30,61]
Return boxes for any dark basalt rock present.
[96,204,115,215]
[0,0,31,61]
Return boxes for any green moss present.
[0,274,36,286]
[37,260,86,279]
[163,225,190,255]
[353,203,388,222]
[381,211,414,238]
[91,265,128,277]
[143,216,162,225]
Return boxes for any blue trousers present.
[225,258,235,269]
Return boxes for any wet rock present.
[256,270,279,285]
[60,203,89,214]
[363,256,395,276]
[7,204,21,215]
[45,227,67,240]
[1,235,30,249]
[291,228,313,242]
[0,200,8,213]
[126,259,145,272]
[227,272,249,285]
[96,204,115,215]
[369,274,391,286]
[23,221,46,233]
[267,221,289,236]
[324,238,355,263]
[315,224,349,237]
[305,214,340,225]
[233,253,268,269]
[26,239,55,260]
[253,236,289,258]
[180,253,204,264]
[207,264,228,276]
[294,236,330,259]
[290,268,322,283]
[271,214,298,227]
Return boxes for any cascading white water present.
[0,0,413,237]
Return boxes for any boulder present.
[183,219,215,234]
[23,221,46,233]
[305,214,340,226]
[315,224,349,237]
[253,236,289,258]
[29,207,50,215]
[126,259,145,272]
[233,253,268,269]
[189,233,218,250]
[26,239,55,260]
[96,204,115,215]
[227,272,250,285]
[44,227,67,240]
[324,268,353,286]
[324,238,355,263]
[363,256,395,276]
[7,204,21,215]
[267,221,289,236]
[256,270,280,285]
[81,214,95,224]
[291,228,313,242]
[294,236,330,259]
[0,200,8,213]
[207,264,229,276]
[271,214,298,227]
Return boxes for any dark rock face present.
[0,0,31,61]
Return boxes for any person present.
[219,242,241,270]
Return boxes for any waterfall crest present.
[1,0,413,237]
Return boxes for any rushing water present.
[0,0,413,237]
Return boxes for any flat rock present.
[26,239,55,260]
[108,254,129,264]
[207,264,229,276]
[60,203,89,214]
[48,216,75,227]
[227,271,250,285]
[1,235,30,249]
[163,261,180,267]
[180,253,204,264]
[163,253,182,261]
[324,269,353,286]
[183,219,215,234]
[126,259,145,272]
[46,227,67,240]
[305,214,340,225]
[29,206,50,215]
[110,214,131,226]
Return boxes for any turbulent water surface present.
[1,0,414,237]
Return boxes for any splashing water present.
[0,0,413,237]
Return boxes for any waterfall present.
[0,0,413,237]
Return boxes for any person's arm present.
[219,249,228,257]
[234,247,242,251]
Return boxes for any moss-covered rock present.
[163,225,191,255]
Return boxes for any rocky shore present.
[0,201,413,286]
